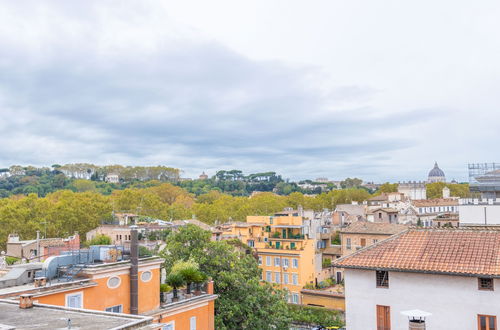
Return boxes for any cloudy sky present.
[0,0,499,182]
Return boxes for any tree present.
[160,225,291,329]
[86,234,112,246]
[340,177,363,189]
[377,183,398,194]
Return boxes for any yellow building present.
[221,209,334,304]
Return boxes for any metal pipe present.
[130,225,139,315]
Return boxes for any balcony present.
[160,282,211,306]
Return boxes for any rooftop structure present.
[469,162,500,199]
[0,299,153,330]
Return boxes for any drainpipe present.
[130,225,139,315]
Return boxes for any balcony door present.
[376,305,391,330]
[478,315,497,330]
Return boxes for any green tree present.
[377,183,398,194]
[86,234,112,246]
[160,225,291,329]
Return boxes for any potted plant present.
[160,283,172,303]
[193,272,208,296]
[166,273,184,302]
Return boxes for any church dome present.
[428,162,445,182]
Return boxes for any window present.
[107,276,121,288]
[141,271,152,282]
[291,293,299,304]
[66,292,83,309]
[373,239,378,244]
[190,316,196,330]
[266,271,272,282]
[247,240,255,248]
[258,256,262,265]
[292,273,298,285]
[378,212,382,219]
[275,272,280,284]
[360,238,366,247]
[376,271,389,288]
[266,256,271,266]
[292,258,298,268]
[283,273,289,284]
[478,315,497,330]
[479,278,494,291]
[163,321,175,330]
[376,305,391,330]
[346,238,352,250]
[105,305,122,313]
[274,257,280,267]
[283,258,289,268]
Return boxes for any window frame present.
[266,256,271,266]
[376,305,391,330]
[266,271,272,282]
[190,316,196,330]
[376,270,389,288]
[478,314,497,330]
[292,273,299,285]
[65,292,83,309]
[346,238,351,250]
[292,258,299,268]
[478,278,494,291]
[105,305,123,313]
[274,257,280,267]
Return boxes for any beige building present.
[340,221,408,257]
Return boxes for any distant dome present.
[428,162,446,183]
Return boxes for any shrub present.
[160,284,172,293]
[5,256,19,265]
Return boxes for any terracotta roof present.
[334,229,500,277]
[341,222,408,235]
[368,194,388,201]
[412,198,458,207]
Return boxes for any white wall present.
[344,269,500,330]
[459,204,500,225]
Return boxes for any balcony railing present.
[160,283,209,305]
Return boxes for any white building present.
[459,198,500,226]
[334,228,500,330]
[398,181,427,200]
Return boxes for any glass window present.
[162,322,175,330]
[283,273,289,284]
[275,272,280,284]
[283,258,289,267]
[141,271,152,282]
[258,256,262,265]
[292,273,298,285]
[478,315,497,330]
[190,316,196,330]
[376,271,389,288]
[292,293,299,304]
[274,257,280,267]
[66,293,83,309]
[105,305,122,313]
[346,238,351,250]
[266,271,272,282]
[247,240,254,248]
[479,278,494,291]
[266,256,271,266]
[292,258,298,268]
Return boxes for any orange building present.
[0,228,217,330]
[219,209,335,304]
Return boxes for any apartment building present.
[221,208,334,304]
[340,221,408,257]
[6,232,80,261]
[413,198,459,227]
[335,228,500,330]
[0,228,217,330]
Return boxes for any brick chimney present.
[19,294,34,309]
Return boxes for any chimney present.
[129,225,139,315]
[207,280,214,294]
[19,294,34,309]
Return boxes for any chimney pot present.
[19,294,34,309]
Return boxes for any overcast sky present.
[0,0,499,182]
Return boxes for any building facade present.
[335,228,500,330]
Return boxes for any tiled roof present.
[334,229,500,276]
[341,221,408,235]
[412,198,458,207]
